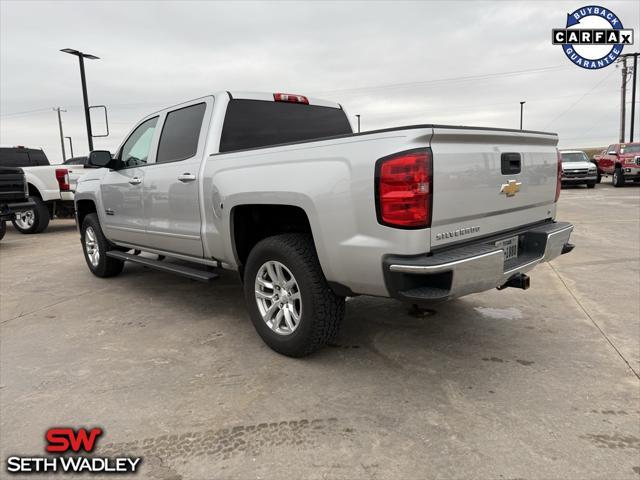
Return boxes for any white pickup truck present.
[0,146,86,233]
[75,91,574,357]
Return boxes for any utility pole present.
[628,53,638,142]
[65,136,74,158]
[619,55,628,143]
[519,101,525,130]
[53,107,67,162]
[355,114,361,133]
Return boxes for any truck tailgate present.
[429,127,558,249]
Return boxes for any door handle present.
[128,177,142,185]
[178,173,196,182]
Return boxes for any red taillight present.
[273,92,309,104]
[555,149,562,202]
[56,168,70,191]
[376,149,432,228]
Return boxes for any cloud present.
[1,0,638,162]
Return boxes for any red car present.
[596,142,640,187]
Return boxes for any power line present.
[314,65,572,96]
[544,69,616,129]
[0,107,52,118]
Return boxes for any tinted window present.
[0,149,30,167]
[120,116,159,167]
[64,157,85,165]
[561,152,588,162]
[621,144,640,154]
[156,103,206,163]
[219,99,353,153]
[28,150,49,165]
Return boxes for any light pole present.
[53,107,66,161]
[519,101,526,130]
[61,48,99,151]
[355,114,361,133]
[65,136,74,158]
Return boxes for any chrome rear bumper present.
[384,222,573,302]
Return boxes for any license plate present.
[496,236,518,261]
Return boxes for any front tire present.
[81,213,124,277]
[11,196,50,234]
[612,167,625,187]
[586,182,596,189]
[243,233,345,357]
[0,220,6,240]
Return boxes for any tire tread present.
[244,233,344,357]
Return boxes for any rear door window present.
[219,99,352,152]
[156,103,206,163]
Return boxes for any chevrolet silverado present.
[74,91,574,356]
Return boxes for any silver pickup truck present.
[75,91,574,357]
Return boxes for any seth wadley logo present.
[6,427,142,474]
[552,5,634,69]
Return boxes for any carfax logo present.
[5,427,142,475]
[552,5,634,69]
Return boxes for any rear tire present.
[243,233,345,357]
[81,213,124,277]
[612,167,625,187]
[11,196,50,234]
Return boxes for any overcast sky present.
[1,0,638,163]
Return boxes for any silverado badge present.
[500,179,521,197]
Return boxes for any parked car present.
[559,150,597,188]
[0,146,88,233]
[595,142,640,187]
[63,156,95,194]
[0,167,33,240]
[75,91,574,357]
[63,156,90,166]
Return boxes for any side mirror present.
[88,150,116,168]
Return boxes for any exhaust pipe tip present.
[497,273,530,291]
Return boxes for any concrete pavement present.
[1,182,639,479]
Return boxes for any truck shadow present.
[111,262,541,378]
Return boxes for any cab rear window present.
[0,148,50,167]
[219,99,352,153]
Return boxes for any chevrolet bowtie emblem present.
[500,179,521,197]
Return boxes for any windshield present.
[620,144,640,154]
[561,152,588,163]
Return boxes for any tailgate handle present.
[501,152,521,175]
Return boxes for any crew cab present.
[75,91,574,357]
[0,167,33,240]
[0,146,88,233]
[559,150,597,188]
[596,142,640,187]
